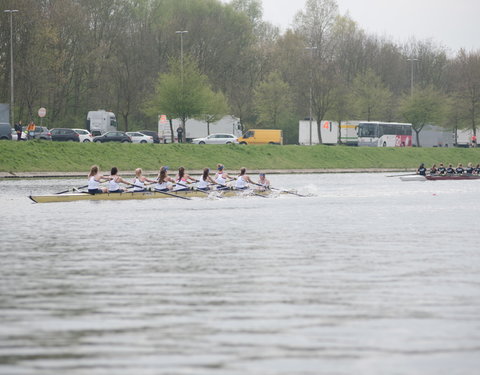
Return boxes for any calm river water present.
[0,173,479,375]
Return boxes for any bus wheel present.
[382,142,387,147]
[240,142,247,145]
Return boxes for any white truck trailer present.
[298,120,358,145]
[86,110,118,136]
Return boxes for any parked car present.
[0,123,12,140]
[126,132,154,144]
[22,125,52,140]
[50,128,80,142]
[93,131,132,143]
[191,133,239,144]
[138,130,161,144]
[73,128,93,142]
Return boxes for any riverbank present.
[1,141,479,176]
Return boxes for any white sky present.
[260,0,480,54]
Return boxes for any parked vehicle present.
[237,129,283,145]
[357,122,412,147]
[192,133,239,144]
[22,125,52,140]
[93,131,132,143]
[86,110,118,136]
[0,123,12,140]
[138,130,160,144]
[50,128,80,142]
[126,132,154,143]
[73,128,93,142]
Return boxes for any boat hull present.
[425,174,480,181]
[29,188,276,203]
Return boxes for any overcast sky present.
[259,0,479,54]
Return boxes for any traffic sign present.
[38,107,46,118]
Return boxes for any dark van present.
[0,123,12,140]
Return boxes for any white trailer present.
[298,120,358,145]
[86,110,118,136]
[158,115,242,142]
[455,128,477,147]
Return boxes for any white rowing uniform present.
[215,172,226,185]
[133,178,144,191]
[236,176,247,189]
[155,180,169,191]
[197,176,209,190]
[108,176,121,192]
[174,177,188,191]
[88,176,100,190]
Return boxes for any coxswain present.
[154,166,175,192]
[257,173,270,190]
[465,163,474,174]
[214,164,232,190]
[429,164,437,175]
[437,163,446,175]
[87,165,110,194]
[446,164,455,174]
[417,163,427,176]
[108,167,130,193]
[174,167,197,191]
[196,168,216,191]
[455,163,464,174]
[132,168,156,192]
[235,167,254,190]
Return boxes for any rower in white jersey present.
[154,166,175,192]
[256,173,270,191]
[214,164,232,190]
[87,165,110,194]
[196,168,216,191]
[132,168,156,192]
[235,167,254,190]
[173,167,197,191]
[108,167,130,193]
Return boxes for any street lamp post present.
[305,46,317,145]
[4,9,19,128]
[407,58,419,96]
[175,30,188,143]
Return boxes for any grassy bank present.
[1,140,480,172]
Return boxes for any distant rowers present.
[196,168,216,191]
[437,163,446,175]
[475,164,480,174]
[214,164,232,190]
[429,164,437,175]
[465,162,475,174]
[417,163,426,176]
[455,163,465,174]
[174,167,197,191]
[132,168,156,192]
[256,173,270,190]
[108,167,130,193]
[446,164,455,174]
[154,166,175,192]
[87,165,110,194]
[235,167,254,190]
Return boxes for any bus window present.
[358,123,377,137]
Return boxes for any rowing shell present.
[400,174,480,181]
[29,188,279,203]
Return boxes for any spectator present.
[14,120,22,141]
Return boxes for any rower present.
[173,167,197,191]
[474,164,480,175]
[446,164,455,174]
[257,173,270,190]
[87,165,110,194]
[465,163,474,174]
[196,168,216,191]
[108,167,130,193]
[429,164,437,175]
[417,163,426,176]
[214,164,232,190]
[455,163,465,174]
[437,163,446,175]
[133,168,156,192]
[154,166,175,192]
[235,167,254,190]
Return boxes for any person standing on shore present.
[14,120,22,141]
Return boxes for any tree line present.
[1,0,479,145]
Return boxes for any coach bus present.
[357,121,412,147]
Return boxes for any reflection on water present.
[1,174,480,375]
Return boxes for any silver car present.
[191,133,239,144]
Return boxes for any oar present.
[386,173,417,177]
[251,182,306,197]
[175,182,211,195]
[55,184,88,194]
[126,182,191,200]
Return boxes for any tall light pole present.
[305,46,317,145]
[4,9,19,128]
[407,58,419,97]
[175,30,188,87]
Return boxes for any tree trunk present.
[415,129,421,147]
[169,119,175,143]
